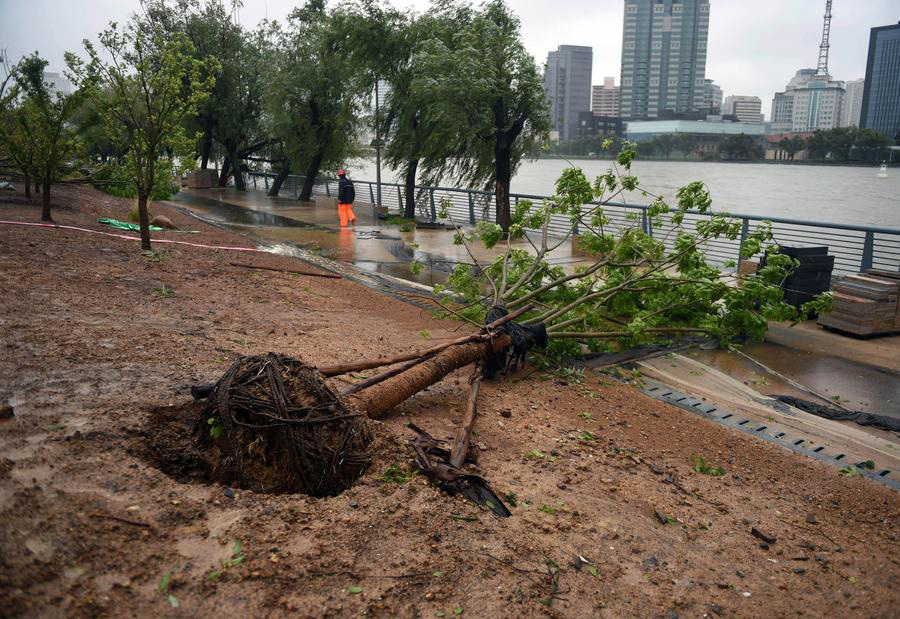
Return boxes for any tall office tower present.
[840,79,864,127]
[591,77,621,117]
[702,78,722,114]
[723,95,764,123]
[620,0,710,120]
[544,45,593,142]
[860,22,900,142]
[770,69,817,131]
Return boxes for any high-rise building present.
[723,95,763,123]
[620,0,710,120]
[591,77,621,117]
[42,71,72,97]
[860,22,900,142]
[770,69,843,132]
[841,78,865,127]
[544,45,593,142]
[702,79,722,114]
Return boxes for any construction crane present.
[816,0,833,76]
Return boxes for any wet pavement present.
[171,187,593,288]
[169,186,900,419]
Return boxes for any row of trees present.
[0,0,551,246]
[803,126,892,162]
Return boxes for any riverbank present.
[1,184,898,617]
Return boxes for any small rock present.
[759,542,769,550]
[224,487,235,499]
[805,514,817,525]
[643,556,658,568]
[150,214,179,230]
[654,510,668,525]
[793,568,806,575]
[425,592,434,600]
[0,405,13,420]
[735,570,746,579]
[349,500,358,508]
[126,505,140,512]
[710,604,725,616]
[751,527,776,544]
[499,409,511,418]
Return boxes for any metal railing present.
[246,171,900,275]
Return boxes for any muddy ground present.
[1,184,898,618]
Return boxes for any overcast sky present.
[2,0,897,115]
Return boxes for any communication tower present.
[816,0,833,76]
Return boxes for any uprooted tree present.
[188,141,831,514]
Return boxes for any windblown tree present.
[66,16,215,250]
[7,54,84,222]
[264,1,366,202]
[413,0,549,235]
[144,0,267,188]
[0,69,38,200]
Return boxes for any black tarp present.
[775,396,900,433]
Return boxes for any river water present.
[347,158,900,228]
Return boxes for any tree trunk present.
[34,177,41,194]
[230,147,246,191]
[200,132,212,169]
[137,193,152,251]
[299,151,324,202]
[23,173,31,199]
[403,158,418,218]
[494,142,512,236]
[348,335,510,418]
[267,162,290,197]
[40,181,52,222]
[218,157,231,187]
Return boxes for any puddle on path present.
[688,343,900,419]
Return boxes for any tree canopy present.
[66,14,216,249]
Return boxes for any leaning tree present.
[411,0,549,235]
[187,141,829,514]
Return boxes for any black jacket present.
[338,177,355,204]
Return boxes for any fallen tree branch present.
[229,261,341,279]
[450,364,483,469]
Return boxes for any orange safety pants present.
[338,202,356,227]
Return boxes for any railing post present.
[430,189,436,221]
[369,183,375,204]
[737,218,749,267]
[264,175,269,191]
[397,186,402,212]
[293,177,298,198]
[861,231,875,272]
[325,179,330,197]
[468,192,476,224]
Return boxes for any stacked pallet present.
[818,270,900,336]
[761,246,834,311]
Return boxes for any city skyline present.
[0,0,896,112]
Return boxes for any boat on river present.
[878,162,888,178]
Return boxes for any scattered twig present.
[88,512,151,528]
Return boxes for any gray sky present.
[2,0,897,117]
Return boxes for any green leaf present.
[453,607,462,616]
[167,594,180,608]
[587,565,599,577]
[348,585,363,594]
[157,571,173,593]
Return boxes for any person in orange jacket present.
[337,169,356,227]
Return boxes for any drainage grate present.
[638,378,899,491]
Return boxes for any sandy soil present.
[1,184,898,618]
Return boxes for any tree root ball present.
[194,353,373,496]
